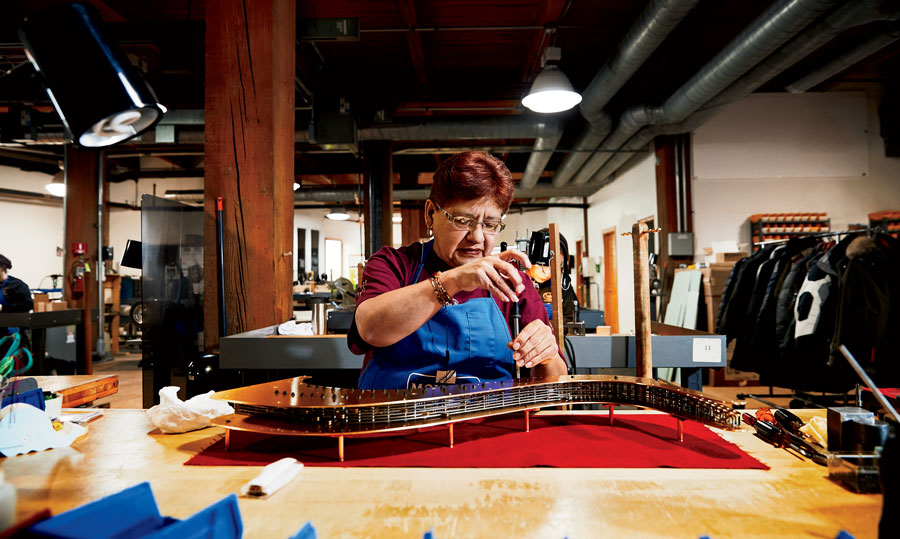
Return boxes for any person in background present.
[0,253,34,345]
[349,151,567,389]
[532,229,578,323]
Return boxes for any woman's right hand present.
[440,250,532,302]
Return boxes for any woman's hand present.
[508,319,560,368]
[440,250,531,302]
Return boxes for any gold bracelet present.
[431,272,458,306]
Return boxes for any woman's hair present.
[430,151,514,211]
[0,254,10,271]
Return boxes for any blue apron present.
[358,240,515,389]
[0,277,19,336]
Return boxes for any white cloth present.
[147,386,234,434]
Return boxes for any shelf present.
[750,212,830,251]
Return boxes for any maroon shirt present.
[347,241,565,367]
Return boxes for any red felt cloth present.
[185,414,767,469]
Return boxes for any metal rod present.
[216,197,227,337]
[525,409,530,432]
[95,150,108,362]
[676,418,684,442]
[839,345,900,423]
[338,435,344,462]
[448,423,454,448]
[224,430,231,452]
[607,404,615,427]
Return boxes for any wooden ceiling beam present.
[397,0,428,86]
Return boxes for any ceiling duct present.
[568,0,840,188]
[584,0,900,190]
[787,21,900,92]
[292,184,593,203]
[357,115,560,141]
[551,0,702,188]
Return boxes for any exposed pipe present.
[552,0,701,188]
[584,0,900,190]
[572,0,841,187]
[786,21,900,92]
[287,184,595,202]
[357,115,560,141]
[518,119,563,190]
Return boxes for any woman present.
[348,151,567,389]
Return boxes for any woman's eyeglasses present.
[433,201,506,234]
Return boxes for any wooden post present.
[548,223,565,356]
[64,145,100,372]
[632,222,652,379]
[203,0,295,348]
[362,141,393,257]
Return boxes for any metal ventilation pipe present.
[292,183,594,202]
[357,116,559,140]
[787,22,900,92]
[518,119,563,190]
[551,0,701,188]
[584,0,900,190]
[570,0,840,187]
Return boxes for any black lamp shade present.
[19,3,166,147]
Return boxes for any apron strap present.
[409,240,433,286]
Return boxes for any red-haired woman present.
[348,151,567,389]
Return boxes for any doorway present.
[602,229,619,333]
[325,238,343,281]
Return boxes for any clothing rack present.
[753,228,867,247]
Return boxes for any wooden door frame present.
[602,227,619,334]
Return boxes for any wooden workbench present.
[3,409,882,538]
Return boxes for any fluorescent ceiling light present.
[293,182,300,191]
[392,214,402,223]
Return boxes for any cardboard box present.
[715,252,747,263]
[34,302,47,312]
[50,301,69,311]
[33,293,49,305]
[700,262,736,297]
[595,326,612,336]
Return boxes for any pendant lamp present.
[522,47,582,114]
[19,3,166,147]
[45,171,66,197]
[326,207,350,221]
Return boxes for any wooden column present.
[632,222,652,379]
[362,141,393,257]
[203,0,295,348]
[400,207,426,246]
[64,145,103,372]
[548,223,565,355]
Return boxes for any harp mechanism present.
[210,374,741,439]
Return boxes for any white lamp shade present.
[45,172,66,197]
[522,65,582,113]
[326,208,350,221]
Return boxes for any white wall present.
[0,167,65,288]
[586,149,659,334]
[692,87,900,255]
[294,210,365,283]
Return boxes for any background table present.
[11,375,118,407]
[0,310,85,374]
[3,409,882,538]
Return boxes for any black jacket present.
[0,275,32,313]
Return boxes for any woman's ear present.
[423,199,435,229]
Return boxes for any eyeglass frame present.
[431,200,506,235]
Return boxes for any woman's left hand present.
[508,319,559,368]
